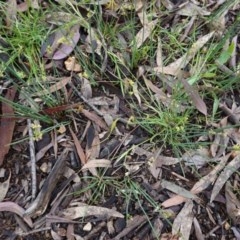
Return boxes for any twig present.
[205,219,227,238]
[18,227,51,237]
[27,119,37,200]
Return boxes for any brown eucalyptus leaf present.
[193,217,204,240]
[177,2,211,16]
[0,201,33,227]
[62,204,124,219]
[179,77,207,115]
[69,127,86,165]
[0,88,16,166]
[34,77,71,96]
[85,128,100,161]
[134,19,158,49]
[225,181,240,224]
[81,109,108,130]
[81,77,92,100]
[172,200,194,240]
[211,154,240,202]
[81,159,111,170]
[162,153,230,207]
[191,153,231,194]
[153,32,215,76]
[6,0,17,28]
[161,180,197,199]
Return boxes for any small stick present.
[18,227,51,237]
[69,81,104,116]
[27,119,37,200]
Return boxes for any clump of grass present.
[0,4,76,124]
[0,7,48,80]
[73,174,173,238]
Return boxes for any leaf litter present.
[0,0,240,239]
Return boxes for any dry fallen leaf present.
[62,204,124,219]
[85,126,100,161]
[42,25,80,60]
[177,2,211,16]
[0,201,33,227]
[172,200,194,240]
[64,56,82,72]
[193,217,204,240]
[0,88,16,166]
[182,148,211,169]
[33,77,71,96]
[225,181,240,224]
[6,0,17,28]
[161,180,197,200]
[80,77,92,100]
[179,77,207,115]
[162,153,231,208]
[81,109,108,130]
[53,25,80,60]
[131,146,182,166]
[211,154,240,202]
[133,19,158,49]
[69,127,86,165]
[153,31,215,76]
[81,159,111,170]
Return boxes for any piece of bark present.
[24,149,68,217]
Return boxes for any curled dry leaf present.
[172,200,194,240]
[62,204,124,220]
[156,37,163,68]
[64,56,82,72]
[132,81,141,106]
[133,19,158,49]
[225,181,240,224]
[211,154,240,202]
[0,201,33,227]
[143,75,169,105]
